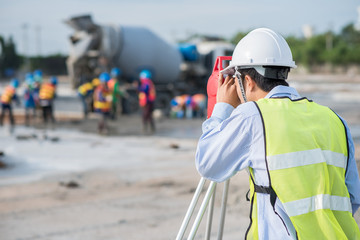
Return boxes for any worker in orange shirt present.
[0,78,20,127]
[136,70,156,133]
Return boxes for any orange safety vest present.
[93,85,111,112]
[107,79,116,91]
[138,78,156,107]
[1,86,15,104]
[192,93,206,104]
[39,83,55,100]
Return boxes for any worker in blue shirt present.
[195,28,360,239]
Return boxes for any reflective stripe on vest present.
[268,149,347,171]
[254,97,360,240]
[1,86,15,104]
[284,194,352,217]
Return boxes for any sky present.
[0,0,359,56]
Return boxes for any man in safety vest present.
[93,72,112,134]
[78,78,100,118]
[195,28,360,239]
[107,67,125,119]
[0,78,19,127]
[39,76,57,125]
[137,70,156,133]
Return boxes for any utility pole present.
[35,25,41,56]
[22,23,29,71]
[326,23,333,51]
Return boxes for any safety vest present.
[138,78,156,107]
[93,85,111,112]
[246,97,360,240]
[39,83,55,100]
[107,79,116,91]
[78,82,93,96]
[1,86,15,104]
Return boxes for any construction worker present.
[93,72,112,134]
[170,94,189,119]
[190,93,206,118]
[33,69,43,83]
[136,70,156,133]
[0,78,19,127]
[195,28,360,239]
[23,75,37,126]
[108,67,124,119]
[78,78,99,118]
[39,76,57,125]
[33,69,43,110]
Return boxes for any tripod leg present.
[176,177,206,240]
[217,179,230,240]
[205,184,216,240]
[188,181,217,240]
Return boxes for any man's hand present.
[216,73,241,108]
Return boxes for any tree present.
[1,36,21,77]
[286,36,305,65]
[0,35,4,76]
[341,23,360,47]
[230,31,247,45]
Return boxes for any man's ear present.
[245,75,256,92]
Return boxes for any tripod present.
[176,177,230,240]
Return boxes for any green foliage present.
[303,34,327,66]
[286,36,305,65]
[0,35,67,76]
[29,54,68,75]
[230,31,248,45]
[0,36,22,77]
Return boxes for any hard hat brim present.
[220,65,236,76]
[220,63,297,76]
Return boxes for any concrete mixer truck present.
[65,15,234,113]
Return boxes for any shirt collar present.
[265,86,301,100]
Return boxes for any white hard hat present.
[221,28,296,78]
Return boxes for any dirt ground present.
[1,73,360,239]
[0,116,254,240]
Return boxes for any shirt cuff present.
[211,102,234,120]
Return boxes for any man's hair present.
[239,68,289,92]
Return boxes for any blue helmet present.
[25,72,33,79]
[11,78,19,88]
[26,75,35,85]
[139,70,152,80]
[34,69,42,77]
[50,76,58,85]
[111,67,121,77]
[99,72,111,83]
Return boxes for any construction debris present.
[59,181,80,189]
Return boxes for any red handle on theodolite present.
[212,56,232,73]
[207,56,232,118]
